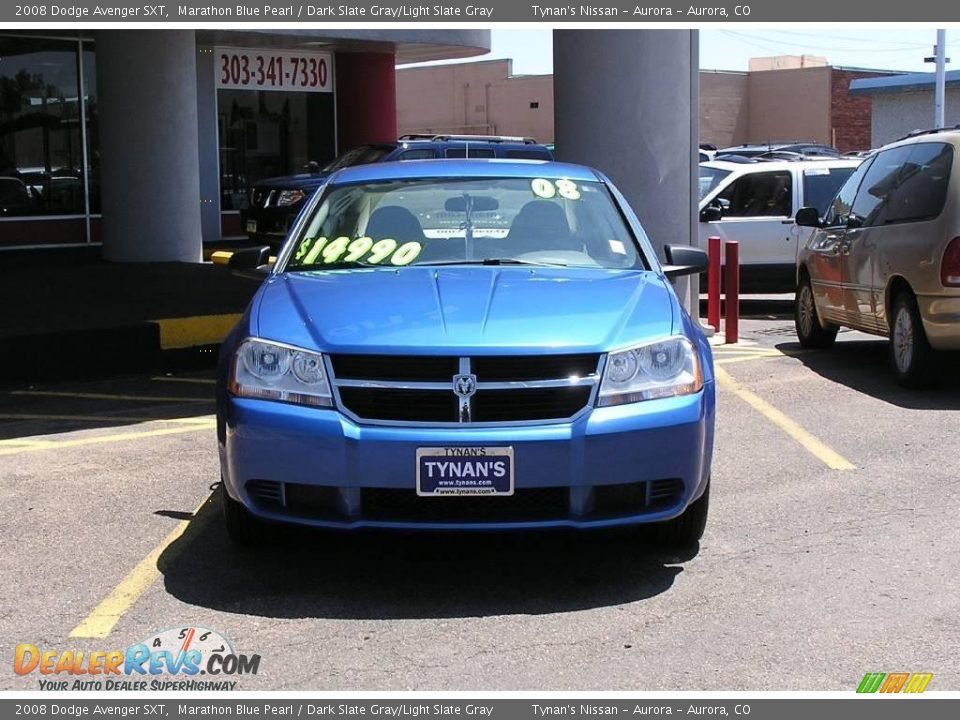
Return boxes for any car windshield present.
[699,166,732,201]
[284,177,644,271]
[321,145,394,172]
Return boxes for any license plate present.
[416,447,514,497]
[246,220,257,233]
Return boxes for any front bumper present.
[239,205,301,247]
[219,385,715,530]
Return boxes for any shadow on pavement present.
[776,339,960,410]
[158,496,693,621]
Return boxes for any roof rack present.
[895,125,960,142]
[398,133,539,145]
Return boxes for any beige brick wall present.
[700,71,749,147]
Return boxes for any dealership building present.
[0,29,490,257]
[1,27,703,317]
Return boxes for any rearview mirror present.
[444,196,500,212]
[228,246,271,280]
[795,207,821,228]
[662,245,709,279]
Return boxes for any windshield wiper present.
[288,261,375,271]
[417,258,569,268]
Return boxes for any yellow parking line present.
[152,376,217,385]
[0,438,56,447]
[715,355,778,366]
[9,390,211,403]
[0,421,215,457]
[715,365,856,471]
[0,412,211,424]
[70,492,217,639]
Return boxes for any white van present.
[699,158,862,292]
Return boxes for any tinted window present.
[849,145,913,226]
[445,148,496,158]
[322,145,394,172]
[802,166,857,216]
[824,158,873,227]
[717,171,793,217]
[504,149,553,160]
[881,143,954,224]
[397,149,436,160]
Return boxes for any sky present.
[400,29,958,76]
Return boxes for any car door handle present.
[781,219,795,225]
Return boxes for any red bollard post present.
[725,240,740,344]
[707,235,722,332]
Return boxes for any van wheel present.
[651,481,709,548]
[795,276,838,348]
[221,483,268,548]
[889,292,937,388]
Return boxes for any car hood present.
[254,267,677,354]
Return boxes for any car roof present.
[329,159,602,184]
[874,128,960,152]
[701,158,862,173]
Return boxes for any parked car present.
[698,158,862,292]
[794,128,960,386]
[241,135,554,247]
[716,142,840,160]
[218,159,714,546]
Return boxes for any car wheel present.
[795,276,838,348]
[889,292,937,388]
[220,482,268,548]
[651,480,709,548]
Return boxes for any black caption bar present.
[2,0,959,23]
[1,700,956,720]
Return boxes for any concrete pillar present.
[553,30,700,316]
[95,30,202,262]
[334,52,398,152]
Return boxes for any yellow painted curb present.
[209,250,234,265]
[154,314,243,350]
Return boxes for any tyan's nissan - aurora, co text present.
[217,160,715,547]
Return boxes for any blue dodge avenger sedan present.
[217,160,715,547]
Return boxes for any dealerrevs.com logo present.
[14,627,261,691]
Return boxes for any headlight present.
[229,338,333,408]
[598,336,702,406]
[276,189,306,207]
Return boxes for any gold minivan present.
[794,129,960,386]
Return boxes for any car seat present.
[493,200,579,257]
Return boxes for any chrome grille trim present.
[326,353,605,426]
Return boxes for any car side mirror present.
[228,246,271,280]
[795,207,822,228]
[846,214,864,230]
[699,203,723,223]
[662,245,709,279]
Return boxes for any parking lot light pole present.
[935,29,947,129]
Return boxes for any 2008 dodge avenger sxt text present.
[216,160,715,546]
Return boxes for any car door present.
[842,146,914,332]
[805,158,874,326]
[702,169,796,289]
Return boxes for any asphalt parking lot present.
[2,301,958,691]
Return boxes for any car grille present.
[329,353,602,424]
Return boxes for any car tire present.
[889,292,937,388]
[221,483,268,548]
[651,480,709,548]
[795,276,838,348]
